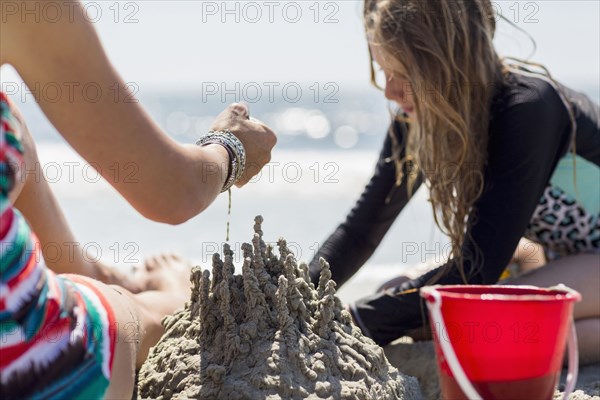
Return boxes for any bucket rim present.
[420,284,582,302]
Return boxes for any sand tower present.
[138,216,421,400]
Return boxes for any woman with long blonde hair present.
[310,0,599,362]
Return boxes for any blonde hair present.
[364,0,504,281]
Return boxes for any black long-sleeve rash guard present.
[309,71,600,346]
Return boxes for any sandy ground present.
[384,341,600,400]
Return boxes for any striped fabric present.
[0,92,116,399]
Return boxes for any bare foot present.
[94,261,143,293]
[131,253,193,300]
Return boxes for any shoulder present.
[489,71,572,147]
[486,72,573,170]
[492,71,569,121]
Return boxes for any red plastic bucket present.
[420,285,581,400]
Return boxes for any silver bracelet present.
[196,130,246,192]
[208,129,246,183]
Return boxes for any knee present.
[7,114,41,203]
[105,332,137,398]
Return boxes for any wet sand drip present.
[137,216,421,400]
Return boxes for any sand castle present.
[137,216,421,399]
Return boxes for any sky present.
[1,0,599,93]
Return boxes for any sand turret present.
[138,216,421,399]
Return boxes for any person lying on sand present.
[309,0,600,365]
[0,1,276,398]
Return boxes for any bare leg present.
[507,253,599,319]
[506,253,600,364]
[5,96,193,397]
[12,106,142,292]
[74,254,193,398]
[575,318,600,365]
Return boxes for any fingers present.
[209,103,277,188]
[235,123,276,187]
[228,102,250,120]
[211,103,249,128]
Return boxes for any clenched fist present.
[210,103,277,187]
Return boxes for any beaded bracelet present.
[196,130,246,192]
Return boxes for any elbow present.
[131,158,221,225]
[138,190,212,226]
[142,203,207,226]
[151,210,196,226]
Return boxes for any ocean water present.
[33,141,448,303]
[9,83,599,302]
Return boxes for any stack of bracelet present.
[197,129,247,192]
